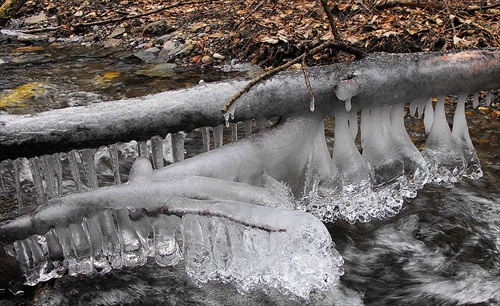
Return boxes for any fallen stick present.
[0,49,499,161]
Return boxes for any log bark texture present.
[0,49,499,161]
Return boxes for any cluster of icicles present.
[4,206,342,300]
[0,90,491,299]
[299,93,487,223]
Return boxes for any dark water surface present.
[0,44,499,305]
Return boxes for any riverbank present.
[2,0,499,67]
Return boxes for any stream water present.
[0,42,499,305]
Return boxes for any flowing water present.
[0,43,499,305]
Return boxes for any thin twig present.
[301,50,315,111]
[221,40,364,114]
[318,0,341,41]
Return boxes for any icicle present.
[68,150,83,192]
[85,214,112,273]
[162,135,174,165]
[54,154,63,195]
[485,90,492,106]
[44,229,66,278]
[137,141,150,159]
[389,103,428,193]
[472,92,479,109]
[422,95,464,185]
[152,214,182,267]
[97,209,123,269]
[0,160,5,191]
[13,239,37,285]
[29,157,45,201]
[115,209,148,267]
[25,235,47,281]
[231,123,238,142]
[151,136,164,170]
[332,109,376,223]
[55,227,78,276]
[80,149,98,190]
[423,97,434,134]
[182,215,215,283]
[109,144,121,185]
[344,97,352,112]
[171,131,187,162]
[41,155,57,199]
[310,96,315,112]
[213,125,224,148]
[348,111,358,140]
[68,222,93,275]
[224,104,236,128]
[362,106,404,188]
[201,127,211,152]
[409,101,418,117]
[244,120,253,137]
[417,99,426,119]
[452,94,482,180]
[360,109,371,146]
[13,158,23,209]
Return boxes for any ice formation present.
[2,166,343,299]
[0,49,498,299]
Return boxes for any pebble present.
[201,55,214,64]
[213,53,225,60]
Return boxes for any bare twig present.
[301,50,315,111]
[318,0,341,41]
[221,40,365,114]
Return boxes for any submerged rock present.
[135,63,177,78]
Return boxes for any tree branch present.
[318,0,341,41]
[221,40,365,114]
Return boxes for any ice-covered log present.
[0,163,343,299]
[1,49,498,160]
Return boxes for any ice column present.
[452,94,482,180]
[422,96,465,185]
[332,109,377,223]
[171,132,187,162]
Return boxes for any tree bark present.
[0,0,26,26]
[0,49,499,161]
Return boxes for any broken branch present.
[221,40,365,114]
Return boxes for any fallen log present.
[0,48,499,161]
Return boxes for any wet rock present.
[155,33,175,45]
[135,63,177,78]
[201,55,214,65]
[92,71,121,89]
[104,38,123,48]
[158,39,195,62]
[142,19,172,37]
[23,12,48,25]
[0,82,48,109]
[133,47,160,63]
[109,27,126,38]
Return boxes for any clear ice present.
[0,83,493,300]
[5,199,343,300]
